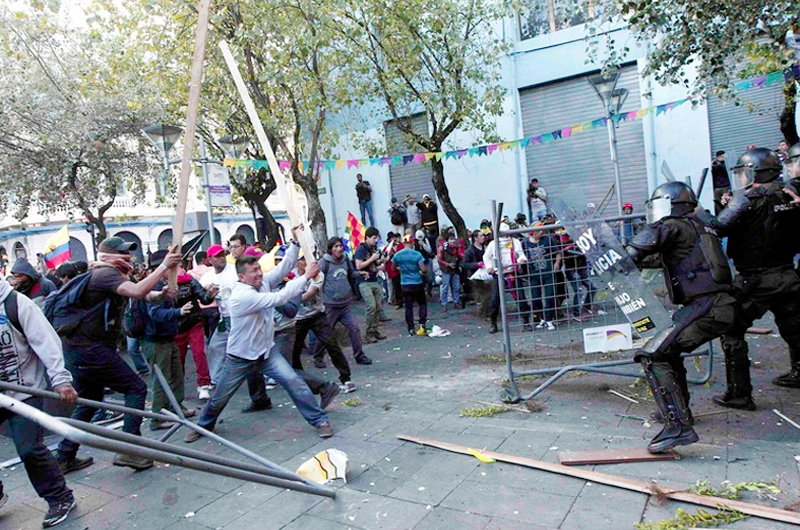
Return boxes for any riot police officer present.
[625,182,736,453]
[711,148,800,405]
[784,142,800,197]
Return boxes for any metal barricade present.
[487,201,714,404]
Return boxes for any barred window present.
[518,0,598,40]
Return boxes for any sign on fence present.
[582,323,633,353]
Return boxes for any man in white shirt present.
[199,244,239,385]
[526,179,548,221]
[185,233,334,442]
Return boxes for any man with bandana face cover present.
[54,237,182,473]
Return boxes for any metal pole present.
[0,381,175,422]
[491,201,519,404]
[198,136,217,245]
[152,364,186,420]
[160,409,324,490]
[607,108,624,234]
[327,167,339,237]
[0,395,334,497]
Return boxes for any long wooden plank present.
[558,447,679,466]
[217,40,316,261]
[170,0,212,289]
[397,434,800,525]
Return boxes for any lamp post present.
[141,124,183,198]
[217,135,251,244]
[587,73,629,225]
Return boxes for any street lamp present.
[587,73,630,229]
[142,124,183,198]
[217,135,254,245]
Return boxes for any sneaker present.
[241,399,273,413]
[408,328,416,336]
[265,377,278,390]
[379,316,392,322]
[340,381,357,393]
[317,421,334,438]
[572,315,584,323]
[597,309,608,316]
[546,322,556,331]
[416,325,427,336]
[112,453,154,470]
[149,419,175,431]
[197,386,211,400]
[535,321,546,329]
[91,410,124,424]
[355,355,373,365]
[184,429,202,443]
[320,383,341,410]
[363,334,378,344]
[43,494,75,528]
[488,323,499,334]
[54,452,94,474]
[182,408,197,418]
[313,358,327,369]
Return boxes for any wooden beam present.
[558,447,679,466]
[171,0,212,289]
[217,40,316,261]
[396,434,800,525]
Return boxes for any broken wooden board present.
[746,327,773,335]
[397,434,800,526]
[558,447,679,466]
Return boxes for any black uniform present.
[627,206,736,453]
[711,181,800,396]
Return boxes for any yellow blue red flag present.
[43,225,71,269]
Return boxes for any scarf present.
[95,252,133,276]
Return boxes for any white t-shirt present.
[529,186,547,213]
[200,264,239,317]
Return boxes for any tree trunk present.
[253,202,280,251]
[293,170,328,256]
[430,158,468,243]
[781,79,799,146]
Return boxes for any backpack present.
[43,271,110,337]
[122,298,147,338]
[390,207,407,226]
[3,290,23,336]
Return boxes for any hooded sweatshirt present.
[318,253,359,308]
[0,278,72,401]
[10,258,56,307]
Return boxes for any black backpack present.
[390,207,407,226]
[3,290,23,336]
[43,271,110,337]
[122,298,147,338]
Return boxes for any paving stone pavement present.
[1,302,798,530]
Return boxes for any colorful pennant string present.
[222,65,800,173]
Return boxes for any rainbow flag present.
[43,225,71,269]
[344,212,366,252]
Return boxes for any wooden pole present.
[396,434,800,525]
[217,40,316,261]
[170,0,213,289]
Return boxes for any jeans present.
[294,313,352,384]
[440,271,461,305]
[275,328,328,393]
[402,284,427,330]
[313,304,365,360]
[197,350,329,431]
[142,340,185,414]
[1,397,71,503]
[359,200,375,227]
[59,343,148,458]
[176,323,211,387]
[391,275,403,307]
[527,270,556,322]
[358,281,383,335]
[206,324,229,385]
[565,267,595,316]
[126,337,149,374]
[489,275,530,324]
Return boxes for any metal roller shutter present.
[519,65,649,213]
[384,114,436,202]
[708,83,786,165]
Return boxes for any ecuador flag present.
[43,225,71,269]
[344,212,366,252]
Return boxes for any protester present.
[355,173,375,227]
[392,235,428,336]
[437,230,462,312]
[483,223,529,333]
[388,198,407,235]
[175,265,217,400]
[461,230,487,306]
[384,232,403,309]
[711,150,730,215]
[184,238,335,443]
[0,277,79,528]
[522,222,558,330]
[526,179,548,221]
[199,244,239,385]
[414,229,435,297]
[354,227,389,343]
[404,194,421,233]
[9,258,56,310]
[417,194,439,235]
[55,237,182,471]
[313,237,373,366]
[189,251,219,339]
[560,232,598,321]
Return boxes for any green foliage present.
[689,480,781,500]
[634,507,746,530]
[342,397,363,407]
[460,404,510,417]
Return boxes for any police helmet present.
[730,148,782,189]
[788,143,800,161]
[784,143,800,180]
[646,181,697,223]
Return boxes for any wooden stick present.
[608,389,639,404]
[217,40,316,261]
[170,0,212,289]
[396,434,800,525]
[773,409,800,431]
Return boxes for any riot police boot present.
[773,362,800,388]
[639,358,698,453]
[712,359,756,410]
